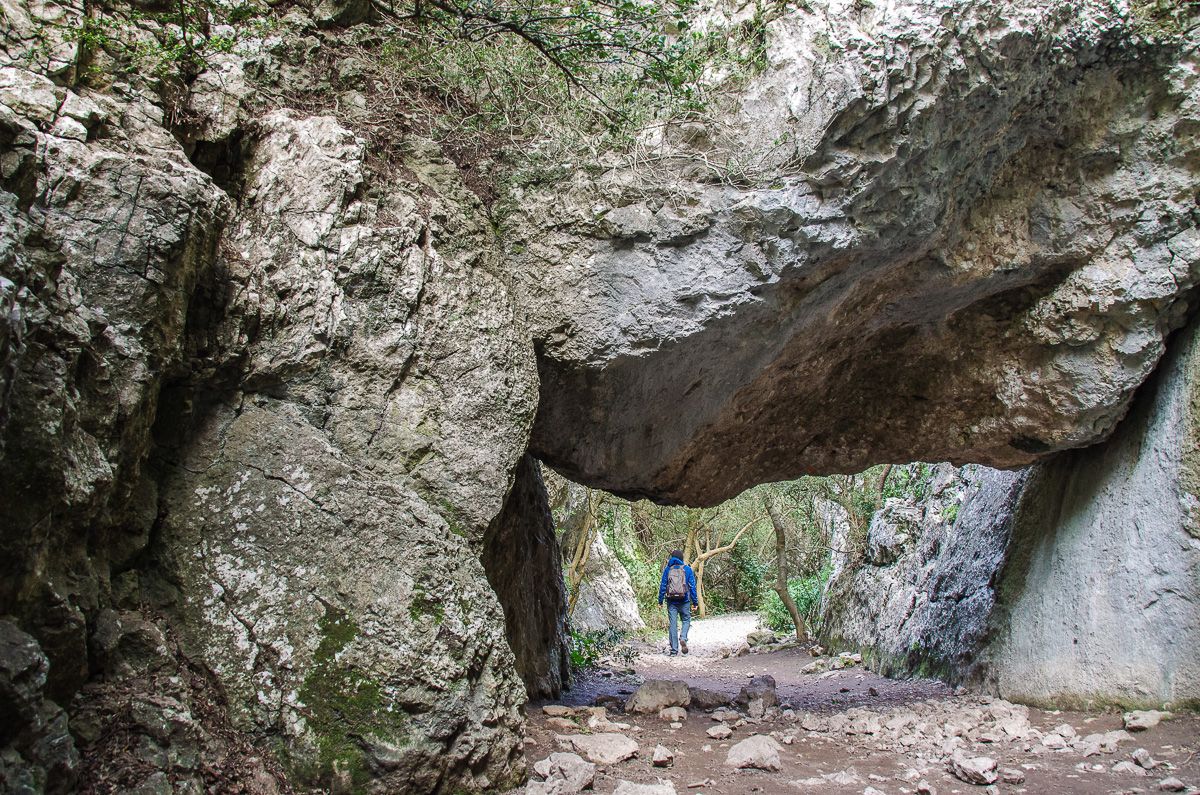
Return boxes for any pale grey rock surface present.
[530,751,595,793]
[978,318,1200,708]
[555,732,640,764]
[724,735,783,771]
[0,59,230,705]
[514,0,1200,505]
[612,781,677,795]
[1,0,1199,791]
[148,109,538,790]
[948,752,998,785]
[571,531,647,634]
[822,318,1200,708]
[1,3,548,786]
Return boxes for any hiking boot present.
[668,649,678,656]
[681,639,689,655]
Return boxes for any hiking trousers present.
[667,601,692,653]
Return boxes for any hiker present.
[658,549,698,656]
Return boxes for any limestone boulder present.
[689,687,730,710]
[1125,711,1173,732]
[736,675,778,719]
[626,680,691,714]
[570,531,646,634]
[531,752,595,793]
[0,62,230,703]
[512,1,1200,505]
[948,753,998,785]
[145,112,539,793]
[725,735,783,771]
[555,733,639,765]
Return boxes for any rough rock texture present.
[0,63,229,704]
[823,318,1200,708]
[822,463,1030,678]
[146,108,538,791]
[514,1,1200,505]
[977,317,1200,708]
[484,454,572,699]
[626,680,691,714]
[571,531,646,634]
[0,621,79,794]
[3,0,1200,790]
[554,733,640,765]
[70,612,289,794]
[1,4,547,789]
[725,735,783,771]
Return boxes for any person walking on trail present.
[658,550,698,656]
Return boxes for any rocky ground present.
[520,616,1200,795]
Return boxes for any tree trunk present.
[767,502,805,642]
[566,491,599,617]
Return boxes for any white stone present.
[948,753,998,785]
[706,725,732,740]
[1125,710,1172,732]
[555,733,639,765]
[612,781,676,795]
[724,735,782,771]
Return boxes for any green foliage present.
[60,1,274,81]
[728,542,768,611]
[941,502,960,525]
[758,566,831,634]
[296,605,409,792]
[1130,0,1199,37]
[365,0,782,168]
[882,463,935,503]
[568,627,627,669]
[609,528,666,627]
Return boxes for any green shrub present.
[729,543,768,611]
[757,566,831,634]
[567,627,627,669]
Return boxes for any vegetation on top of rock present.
[1130,0,1200,37]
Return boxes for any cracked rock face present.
[482,455,572,700]
[0,62,230,701]
[822,319,1200,708]
[513,0,1200,505]
[148,110,538,790]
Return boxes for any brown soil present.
[526,636,1200,795]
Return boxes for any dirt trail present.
[525,617,1200,794]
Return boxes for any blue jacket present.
[658,557,698,605]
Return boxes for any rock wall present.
[2,0,1200,790]
[822,464,1030,679]
[571,532,646,635]
[516,1,1200,505]
[143,108,539,791]
[1,4,548,790]
[824,318,1200,709]
[978,318,1200,709]
[483,455,572,700]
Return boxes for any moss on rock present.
[294,605,411,792]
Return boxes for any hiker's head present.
[669,549,684,564]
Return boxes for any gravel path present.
[637,611,762,664]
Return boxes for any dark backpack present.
[666,564,688,600]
